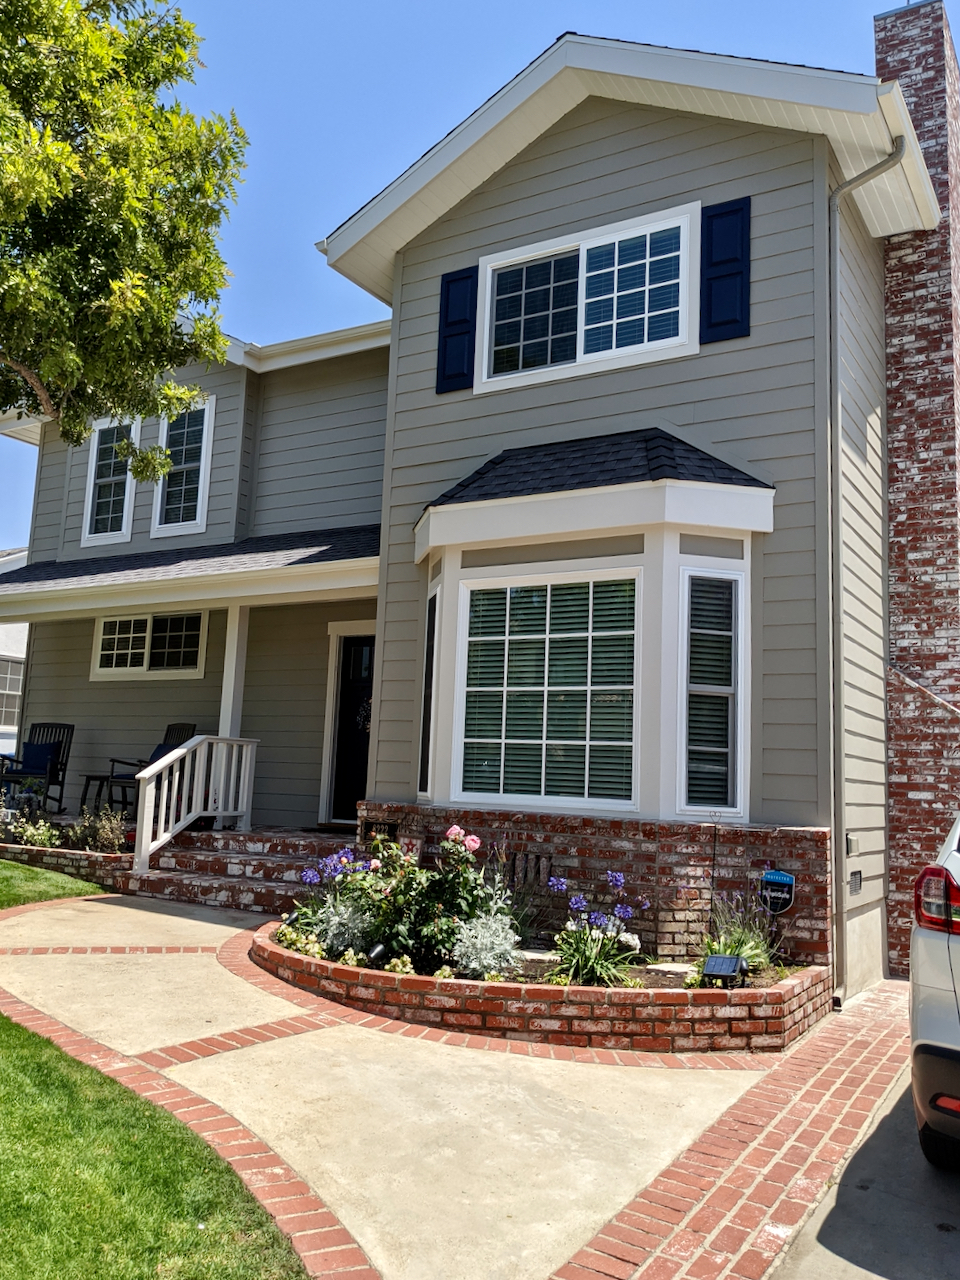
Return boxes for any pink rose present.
[464,834,481,852]
[370,859,381,870]
[446,825,465,840]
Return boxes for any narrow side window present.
[418,593,438,792]
[686,576,736,806]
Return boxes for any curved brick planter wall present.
[250,924,832,1053]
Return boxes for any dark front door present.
[330,635,375,822]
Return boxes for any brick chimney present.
[876,1,960,974]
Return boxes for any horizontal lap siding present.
[20,613,226,814]
[836,183,888,962]
[28,424,68,562]
[375,97,823,821]
[57,365,246,560]
[240,600,377,827]
[251,350,387,536]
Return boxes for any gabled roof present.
[427,427,772,511]
[322,33,939,302]
[0,525,380,598]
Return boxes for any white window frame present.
[675,565,748,819]
[450,567,642,812]
[318,619,378,823]
[150,395,216,538]
[474,203,700,395]
[90,611,209,682]
[80,418,141,548]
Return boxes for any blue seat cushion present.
[19,742,58,776]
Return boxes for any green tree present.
[0,0,246,480]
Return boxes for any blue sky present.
[0,0,942,548]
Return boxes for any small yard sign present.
[760,869,795,915]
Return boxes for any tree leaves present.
[0,0,246,480]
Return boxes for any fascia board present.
[325,35,934,300]
[226,321,392,373]
[414,480,775,561]
[0,557,380,624]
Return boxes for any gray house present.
[0,15,945,997]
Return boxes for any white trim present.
[150,396,215,538]
[0,556,380,623]
[415,478,774,562]
[218,604,249,737]
[674,564,749,820]
[226,320,391,373]
[318,619,378,823]
[89,610,209,682]
[324,35,937,301]
[448,566,642,812]
[80,418,141,548]
[474,204,700,395]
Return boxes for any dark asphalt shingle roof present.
[0,524,381,596]
[428,428,772,510]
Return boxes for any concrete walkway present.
[0,895,757,1280]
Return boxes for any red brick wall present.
[877,2,960,974]
[251,924,833,1053]
[359,802,832,969]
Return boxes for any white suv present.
[911,813,960,1172]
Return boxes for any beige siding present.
[836,183,888,928]
[27,423,69,563]
[251,349,387,537]
[240,600,377,827]
[372,96,826,824]
[20,612,226,813]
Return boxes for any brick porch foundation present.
[358,803,833,971]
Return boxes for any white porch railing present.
[133,735,258,873]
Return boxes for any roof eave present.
[325,35,939,302]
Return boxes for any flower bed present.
[251,921,832,1053]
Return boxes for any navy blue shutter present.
[700,197,751,344]
[436,265,479,393]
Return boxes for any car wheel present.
[918,1123,960,1172]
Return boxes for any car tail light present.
[933,1094,960,1117]
[915,865,960,933]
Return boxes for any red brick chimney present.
[876,0,960,974]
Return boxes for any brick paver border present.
[549,981,910,1280]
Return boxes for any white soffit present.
[0,409,42,446]
[413,479,776,562]
[225,319,392,373]
[324,36,940,303]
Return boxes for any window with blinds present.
[686,576,737,807]
[462,579,636,801]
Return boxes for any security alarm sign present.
[760,869,795,915]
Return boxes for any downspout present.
[827,134,905,1003]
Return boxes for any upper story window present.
[80,418,139,547]
[91,612,208,681]
[476,203,699,394]
[150,397,215,538]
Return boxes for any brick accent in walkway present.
[548,981,909,1280]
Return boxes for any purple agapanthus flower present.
[614,902,634,921]
[301,867,321,885]
[639,897,651,911]
[606,870,625,891]
[548,876,567,894]
[569,893,588,913]
[588,910,609,928]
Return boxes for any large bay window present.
[459,576,638,803]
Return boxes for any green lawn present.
[0,858,104,910]
[0,1015,309,1279]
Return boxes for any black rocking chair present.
[1,722,75,813]
[106,723,197,812]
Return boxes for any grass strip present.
[0,1013,308,1279]
[0,858,104,910]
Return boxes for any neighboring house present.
[0,2,955,996]
[0,548,27,756]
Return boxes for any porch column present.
[218,605,249,738]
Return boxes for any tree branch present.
[0,351,58,421]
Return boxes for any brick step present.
[114,868,297,915]
[172,828,354,859]
[150,847,323,883]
